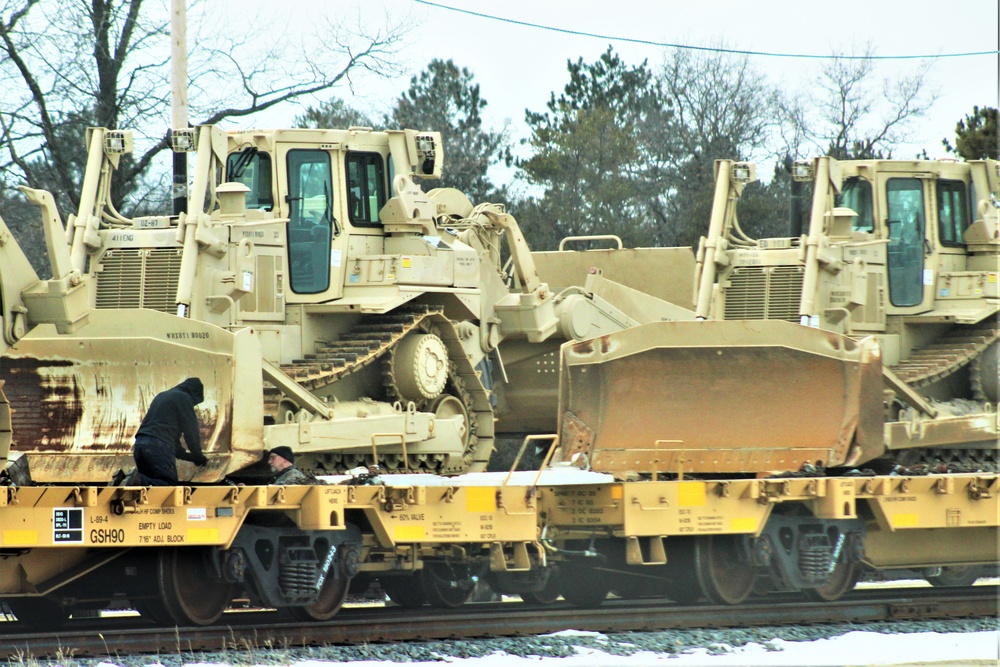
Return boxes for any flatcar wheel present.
[519,569,562,606]
[134,597,172,625]
[803,556,860,602]
[5,596,70,630]
[420,562,476,608]
[156,548,234,626]
[610,573,650,599]
[926,565,982,587]
[693,535,755,605]
[660,538,702,604]
[290,574,351,622]
[380,574,427,608]
[348,573,372,596]
[558,562,610,608]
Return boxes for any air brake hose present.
[538,526,607,564]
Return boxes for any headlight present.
[792,160,815,182]
[171,128,197,152]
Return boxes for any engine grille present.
[95,247,182,313]
[723,265,804,322]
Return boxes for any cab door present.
[277,144,347,302]
[882,176,931,313]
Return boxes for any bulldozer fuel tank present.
[554,320,885,476]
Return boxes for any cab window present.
[225,149,274,210]
[885,178,925,307]
[346,152,387,227]
[937,180,970,247]
[286,149,332,294]
[836,178,874,232]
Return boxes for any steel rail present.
[1,586,996,661]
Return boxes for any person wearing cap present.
[129,378,209,486]
[267,446,313,485]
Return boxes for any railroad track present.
[2,586,995,660]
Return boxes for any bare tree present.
[0,0,407,219]
[296,97,378,132]
[783,45,937,159]
[650,47,780,246]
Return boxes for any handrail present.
[370,432,409,473]
[503,434,558,487]
[653,440,685,481]
[558,235,623,251]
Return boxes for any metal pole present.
[171,0,188,215]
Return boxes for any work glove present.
[191,454,209,467]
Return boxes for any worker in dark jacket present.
[131,378,209,485]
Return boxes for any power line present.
[414,1,999,60]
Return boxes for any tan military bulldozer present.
[0,125,694,484]
[553,157,998,477]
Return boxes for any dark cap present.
[268,446,295,464]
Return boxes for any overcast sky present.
[213,0,999,167]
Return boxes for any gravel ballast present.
[17,617,997,666]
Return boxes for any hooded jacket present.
[134,378,206,460]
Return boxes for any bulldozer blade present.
[555,320,884,476]
[2,309,265,484]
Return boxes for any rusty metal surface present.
[0,586,994,660]
[556,320,885,476]
[1,309,264,483]
[0,381,11,461]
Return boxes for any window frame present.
[225,150,274,211]
[884,177,926,308]
[936,179,970,247]
[345,151,388,228]
[836,177,875,233]
[285,148,333,295]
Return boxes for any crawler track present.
[264,304,494,473]
[891,320,999,392]
[272,306,442,392]
[2,586,995,661]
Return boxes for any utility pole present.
[171,0,188,215]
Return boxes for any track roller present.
[558,561,611,608]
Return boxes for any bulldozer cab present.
[220,129,431,306]
[834,161,983,317]
[696,158,999,339]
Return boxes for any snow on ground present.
[110,628,998,667]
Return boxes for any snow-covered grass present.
[32,626,993,667]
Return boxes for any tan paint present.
[554,320,884,475]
